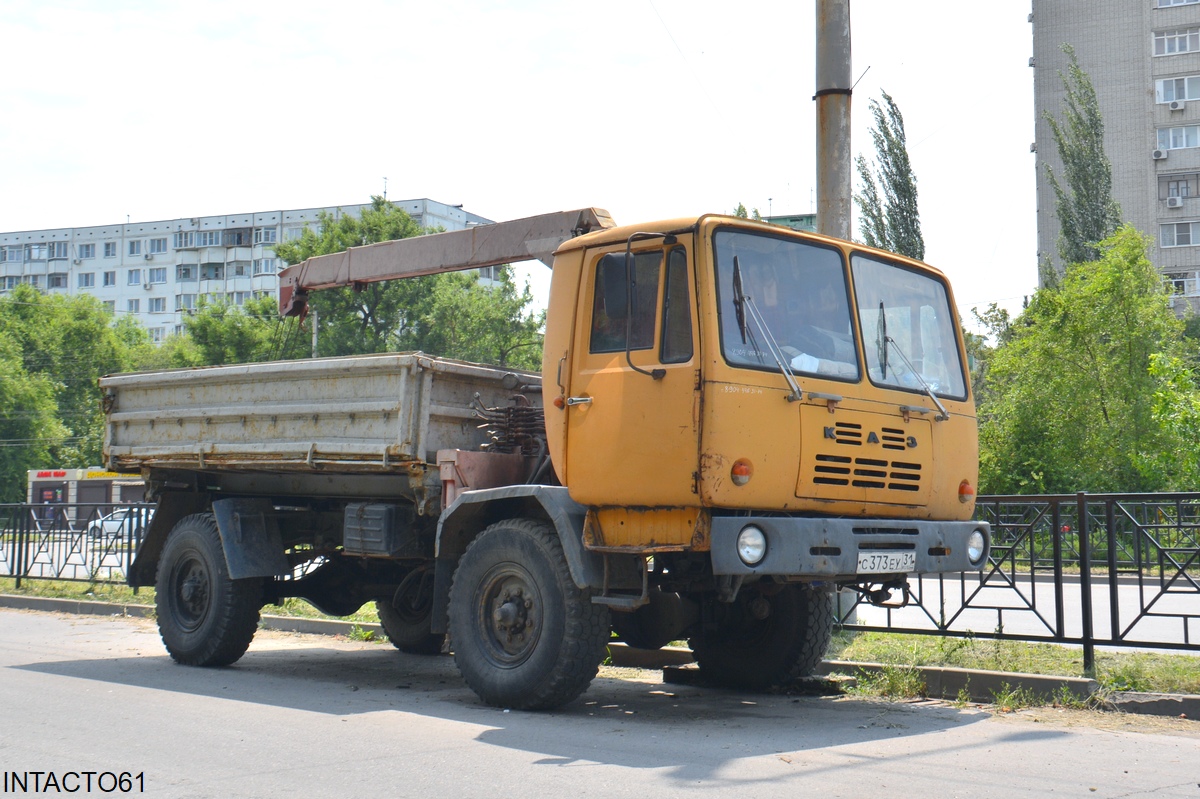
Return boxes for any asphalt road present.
[0,609,1197,798]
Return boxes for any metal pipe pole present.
[815,0,853,241]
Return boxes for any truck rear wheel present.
[376,568,443,655]
[155,513,263,667]
[448,518,610,710]
[689,583,833,691]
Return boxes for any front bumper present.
[709,516,990,577]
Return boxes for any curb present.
[5,594,1196,718]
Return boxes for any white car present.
[87,508,153,539]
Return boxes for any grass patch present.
[828,628,1200,696]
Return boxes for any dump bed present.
[101,353,538,474]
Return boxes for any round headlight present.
[967,529,987,565]
[736,525,767,566]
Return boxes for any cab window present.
[660,247,693,363]
[589,251,662,353]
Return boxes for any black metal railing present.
[3,496,1198,667]
[0,503,153,587]
[840,492,1200,668]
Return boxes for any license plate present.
[856,551,916,574]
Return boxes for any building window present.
[148,267,167,284]
[25,275,40,288]
[173,231,196,249]
[1161,221,1200,246]
[229,261,250,277]
[78,273,95,289]
[127,299,140,314]
[232,291,251,306]
[177,265,195,281]
[254,227,278,244]
[150,327,165,343]
[102,271,116,287]
[1156,28,1200,56]
[48,242,69,260]
[252,258,276,275]
[1163,173,1200,199]
[1159,125,1200,150]
[1157,76,1200,103]
[149,297,166,313]
[3,276,19,290]
[149,238,167,254]
[284,227,306,241]
[104,242,116,258]
[1159,0,1200,7]
[78,243,95,260]
[47,273,67,289]
[201,264,224,280]
[103,300,115,313]
[1,245,21,263]
[198,231,222,247]
[225,230,249,246]
[25,243,47,261]
[1166,271,1198,295]
[127,268,142,285]
[175,294,197,311]
[128,240,142,256]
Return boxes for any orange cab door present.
[564,244,700,508]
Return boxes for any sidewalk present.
[3,593,1196,719]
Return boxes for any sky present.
[0,1,1038,331]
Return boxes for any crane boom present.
[278,207,614,317]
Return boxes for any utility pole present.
[815,0,852,240]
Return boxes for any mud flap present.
[211,498,290,580]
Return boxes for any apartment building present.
[1033,0,1200,310]
[0,198,491,340]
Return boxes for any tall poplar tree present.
[853,90,924,260]
[1044,44,1122,269]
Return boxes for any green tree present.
[854,90,924,260]
[1044,44,1122,270]
[978,226,1183,493]
[410,270,545,370]
[183,295,308,365]
[0,284,136,470]
[733,203,763,221]
[275,196,544,365]
[0,331,65,503]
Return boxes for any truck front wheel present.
[690,583,833,691]
[448,519,610,710]
[155,513,263,667]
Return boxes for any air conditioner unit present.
[1154,149,1169,160]
[144,253,153,260]
[1028,57,1036,67]
[72,259,81,265]
[142,282,151,290]
[1168,196,1185,208]
[1170,100,1187,112]
[1030,142,1037,153]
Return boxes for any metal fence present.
[0,503,153,587]
[842,492,1200,667]
[4,495,1199,665]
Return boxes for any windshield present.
[714,229,859,381]
[851,253,967,400]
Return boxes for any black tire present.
[690,583,833,691]
[376,568,444,655]
[155,513,263,667]
[448,518,610,710]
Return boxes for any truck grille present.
[813,454,922,492]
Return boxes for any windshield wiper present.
[877,321,949,421]
[733,256,802,402]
